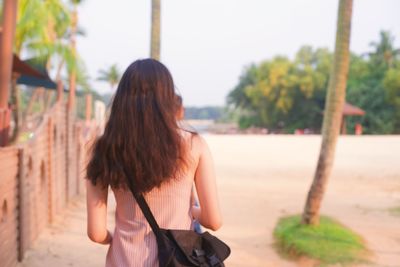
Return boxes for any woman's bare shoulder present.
[180,130,208,158]
[193,134,208,150]
[184,131,206,149]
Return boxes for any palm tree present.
[76,60,92,92]
[14,0,48,54]
[20,0,76,136]
[150,0,161,60]
[97,64,121,90]
[12,0,49,141]
[369,31,400,69]
[10,0,72,141]
[67,0,81,110]
[302,0,353,225]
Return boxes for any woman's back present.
[106,132,199,267]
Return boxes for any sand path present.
[19,135,400,267]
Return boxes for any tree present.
[19,0,80,139]
[302,0,353,225]
[369,31,400,69]
[97,64,121,90]
[67,0,83,110]
[10,0,72,141]
[346,32,400,134]
[228,30,399,134]
[228,48,332,132]
[150,0,161,60]
[11,0,48,141]
[383,66,400,130]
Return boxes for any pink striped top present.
[105,168,195,267]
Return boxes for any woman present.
[85,59,222,267]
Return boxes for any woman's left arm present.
[86,180,112,245]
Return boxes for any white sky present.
[77,0,400,107]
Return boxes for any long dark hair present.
[86,59,187,194]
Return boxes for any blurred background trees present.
[227,31,400,134]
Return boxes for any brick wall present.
[0,146,20,267]
[0,102,97,266]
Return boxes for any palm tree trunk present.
[150,0,161,60]
[68,5,78,110]
[10,75,21,142]
[302,0,353,225]
[0,0,18,146]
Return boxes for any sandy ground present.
[19,135,400,267]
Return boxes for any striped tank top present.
[105,173,194,267]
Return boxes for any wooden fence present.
[0,102,97,266]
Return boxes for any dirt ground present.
[19,135,400,267]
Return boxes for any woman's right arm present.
[193,136,222,231]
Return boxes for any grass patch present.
[389,206,400,217]
[273,215,369,266]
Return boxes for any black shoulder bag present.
[127,185,231,267]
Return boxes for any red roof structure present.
[12,54,47,78]
[341,102,365,134]
[342,102,365,116]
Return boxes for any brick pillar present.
[56,80,63,103]
[85,94,92,124]
[0,108,11,146]
[47,118,55,223]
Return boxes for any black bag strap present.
[124,174,165,242]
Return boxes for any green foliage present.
[274,215,369,265]
[15,0,71,55]
[228,31,400,134]
[97,64,121,90]
[369,31,400,69]
[346,31,400,134]
[346,64,396,134]
[15,0,48,54]
[238,115,261,129]
[13,0,86,80]
[383,67,400,130]
[228,47,331,132]
[384,68,400,102]
[75,59,92,92]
